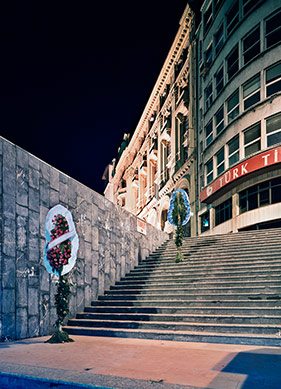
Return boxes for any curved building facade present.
[197,0,281,234]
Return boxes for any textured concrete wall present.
[0,136,168,340]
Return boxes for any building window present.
[205,81,213,111]
[216,147,225,176]
[201,211,210,233]
[227,89,239,122]
[228,135,239,167]
[266,112,281,147]
[206,158,213,185]
[205,119,213,146]
[243,0,258,15]
[226,0,239,35]
[214,0,223,14]
[214,24,224,55]
[266,62,281,97]
[244,122,261,157]
[205,43,213,66]
[215,105,224,135]
[215,65,224,96]
[215,198,232,226]
[242,25,260,65]
[203,3,213,34]
[239,178,281,214]
[243,73,260,110]
[265,9,281,49]
[226,44,239,80]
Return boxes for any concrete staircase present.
[64,228,281,346]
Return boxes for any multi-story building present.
[104,4,197,236]
[197,0,281,235]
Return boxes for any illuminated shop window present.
[201,211,210,233]
[214,24,224,55]
[239,177,281,214]
[244,122,261,157]
[206,158,213,185]
[205,119,213,146]
[228,135,239,167]
[205,81,213,111]
[216,147,225,175]
[215,105,224,135]
[226,44,239,80]
[215,65,224,96]
[266,62,281,97]
[215,198,232,226]
[243,73,260,110]
[265,9,281,49]
[242,25,260,65]
[226,1,239,35]
[227,89,239,122]
[266,112,281,147]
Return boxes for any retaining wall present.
[0,136,168,340]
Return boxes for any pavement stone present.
[0,336,281,388]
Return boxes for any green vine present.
[172,192,187,263]
[46,275,74,343]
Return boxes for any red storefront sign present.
[200,147,281,202]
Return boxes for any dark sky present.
[0,1,189,194]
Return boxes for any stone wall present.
[0,136,168,340]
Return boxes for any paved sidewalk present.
[0,335,281,388]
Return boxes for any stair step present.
[66,318,280,334]
[66,228,281,345]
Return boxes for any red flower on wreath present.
[47,214,72,272]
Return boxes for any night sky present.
[0,1,189,194]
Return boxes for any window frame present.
[228,135,240,167]
[215,105,224,136]
[266,112,281,147]
[265,62,281,97]
[242,25,261,65]
[265,9,281,49]
[216,147,225,176]
[214,24,224,55]
[226,0,239,36]
[242,73,261,110]
[206,158,214,185]
[205,119,213,146]
[205,81,213,111]
[243,122,261,158]
[215,65,224,96]
[227,89,239,123]
[226,44,239,81]
[215,198,232,226]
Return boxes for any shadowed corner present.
[209,348,281,389]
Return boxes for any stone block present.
[3,219,16,257]
[16,180,28,207]
[29,235,39,263]
[50,189,59,207]
[2,255,16,288]
[28,316,39,338]
[3,166,16,194]
[39,161,50,182]
[84,262,92,285]
[50,168,59,191]
[16,215,27,250]
[59,181,68,204]
[59,172,68,184]
[2,313,16,340]
[16,307,28,339]
[29,210,39,235]
[3,193,16,219]
[40,179,50,207]
[16,276,28,307]
[39,293,50,336]
[29,154,39,170]
[2,289,15,313]
[3,141,16,170]
[76,287,84,311]
[29,187,39,212]
[28,288,39,315]
[16,250,27,272]
[85,285,91,306]
[29,168,39,189]
[40,266,50,292]
[17,147,29,168]
[91,278,98,300]
[0,136,2,153]
[75,259,84,287]
[40,205,49,237]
